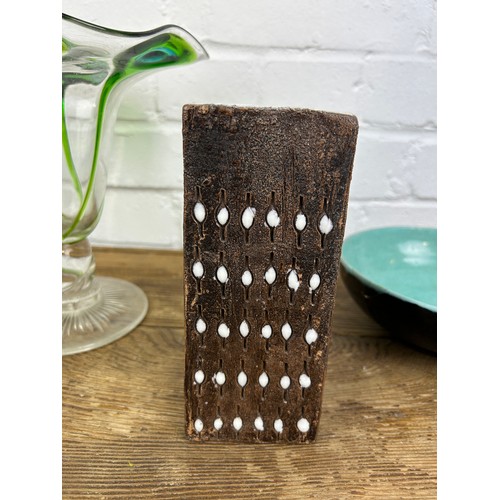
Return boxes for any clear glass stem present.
[62,239,148,355]
[62,238,98,312]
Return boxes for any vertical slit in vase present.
[311,258,320,305]
[266,251,275,299]
[283,362,289,403]
[197,304,204,346]
[242,192,254,245]
[288,257,298,305]
[218,358,224,397]
[194,186,205,238]
[307,314,313,357]
[244,255,250,301]
[240,359,246,399]
[301,360,309,399]
[216,405,221,438]
[268,191,276,243]
[320,197,329,251]
[264,309,271,352]
[284,310,290,352]
[297,195,305,248]
[196,355,203,396]
[243,307,248,351]
[218,189,228,241]
[261,360,268,400]
[193,245,202,294]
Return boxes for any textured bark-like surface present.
[183,104,358,443]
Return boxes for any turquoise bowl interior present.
[341,226,437,312]
[340,226,437,352]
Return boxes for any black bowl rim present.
[340,264,437,353]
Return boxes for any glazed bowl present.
[340,227,437,353]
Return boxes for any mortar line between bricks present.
[203,41,436,62]
[106,185,182,193]
[89,239,184,251]
[349,196,437,203]
[359,126,437,138]
[360,122,436,133]
[103,187,437,205]
[349,200,437,208]
[114,116,437,138]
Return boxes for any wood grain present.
[63,247,436,499]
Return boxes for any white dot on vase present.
[319,214,334,235]
[194,370,205,384]
[239,320,250,337]
[241,207,256,229]
[214,417,223,430]
[266,208,280,228]
[297,418,310,433]
[309,273,321,291]
[241,269,253,286]
[287,269,300,291]
[280,375,291,390]
[217,207,229,226]
[261,324,272,339]
[254,416,264,431]
[233,417,243,431]
[192,261,204,278]
[259,372,269,388]
[295,212,307,231]
[281,322,292,340]
[305,328,318,345]
[216,265,229,284]
[241,270,253,286]
[265,266,277,285]
[237,371,248,387]
[217,323,230,339]
[214,371,226,386]
[299,373,311,388]
[195,318,207,334]
[274,419,283,433]
[194,418,203,433]
[193,202,206,223]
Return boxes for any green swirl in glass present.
[62,14,207,242]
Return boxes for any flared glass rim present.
[62,13,209,58]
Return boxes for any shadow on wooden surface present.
[63,248,436,499]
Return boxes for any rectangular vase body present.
[183,104,358,442]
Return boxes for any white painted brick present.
[202,0,437,54]
[106,121,183,189]
[356,57,436,128]
[350,130,437,200]
[63,0,437,250]
[407,139,437,199]
[66,0,436,54]
[344,200,437,237]
[91,188,183,248]
[350,132,413,200]
[151,55,435,128]
[155,55,359,120]
[156,58,263,121]
[255,57,359,115]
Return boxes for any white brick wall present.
[63,0,437,249]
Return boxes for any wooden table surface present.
[63,248,436,499]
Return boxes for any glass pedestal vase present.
[62,239,148,355]
[62,14,208,355]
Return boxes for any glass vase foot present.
[62,276,148,356]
